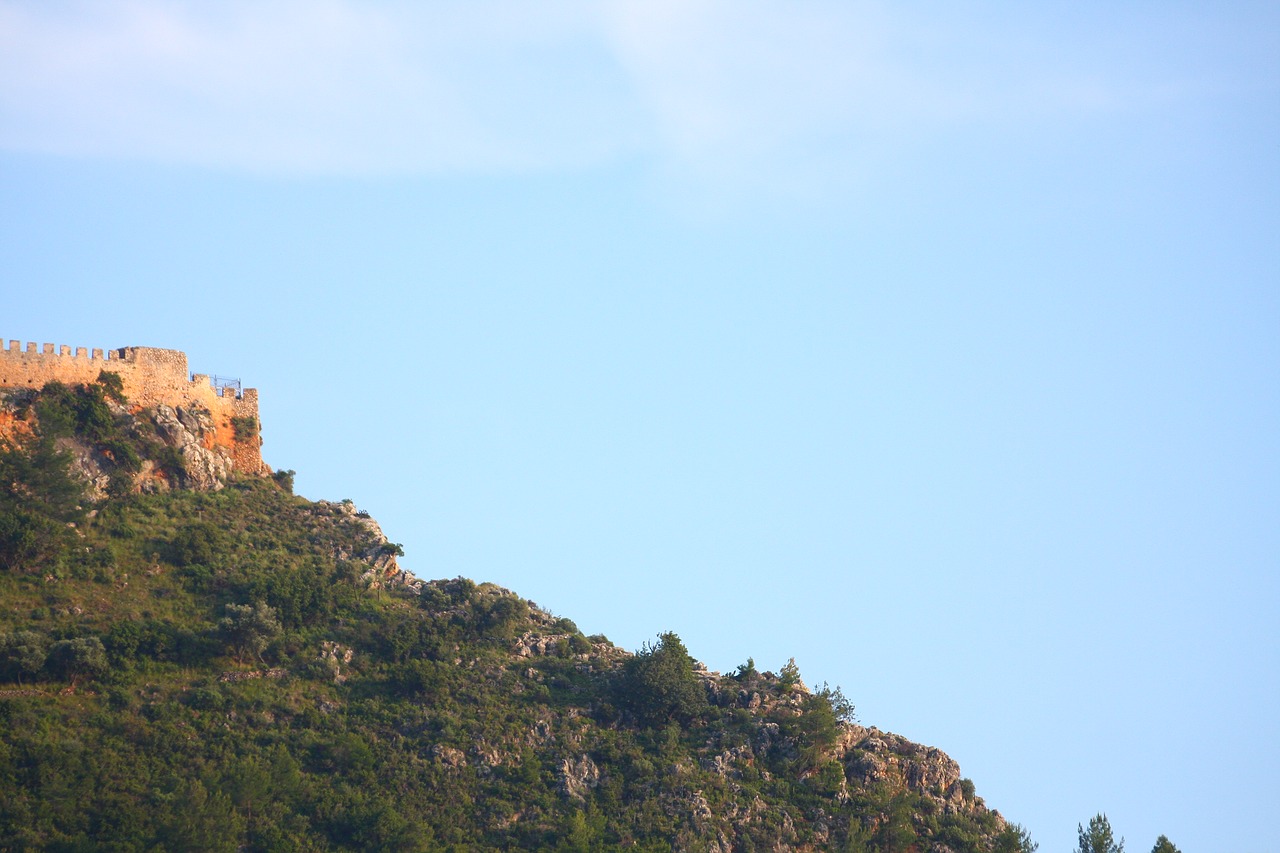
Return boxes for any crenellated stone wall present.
[0,339,266,475]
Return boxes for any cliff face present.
[0,374,267,499]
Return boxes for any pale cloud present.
[0,0,647,174]
[0,1,1238,185]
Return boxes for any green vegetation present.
[615,630,708,726]
[0,380,1017,851]
[1076,814,1125,853]
[995,822,1039,853]
[231,415,259,442]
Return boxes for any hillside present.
[0,374,1034,852]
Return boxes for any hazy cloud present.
[0,1,1253,186]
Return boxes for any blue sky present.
[3,2,1278,850]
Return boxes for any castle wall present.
[0,340,266,475]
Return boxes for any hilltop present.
[0,365,1035,851]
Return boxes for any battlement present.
[0,340,266,474]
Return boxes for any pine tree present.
[1076,813,1125,853]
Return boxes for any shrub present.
[219,602,282,664]
[171,522,225,568]
[96,370,127,403]
[231,416,259,443]
[272,469,296,494]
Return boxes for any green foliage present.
[616,631,709,727]
[0,436,1010,852]
[0,435,86,571]
[0,436,85,523]
[1150,835,1180,853]
[33,380,114,442]
[0,629,49,682]
[231,416,259,442]
[817,681,856,723]
[272,468,296,493]
[779,657,802,690]
[995,822,1039,853]
[1077,814,1125,853]
[171,521,226,568]
[783,687,847,753]
[478,594,529,639]
[218,602,282,664]
[96,370,127,404]
[154,778,245,852]
[47,637,108,686]
[875,794,919,853]
[0,376,169,532]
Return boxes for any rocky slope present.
[0,384,254,497]
[0,374,1025,851]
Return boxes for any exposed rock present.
[218,668,288,683]
[432,745,468,769]
[149,405,234,491]
[311,499,422,592]
[700,744,754,778]
[514,632,572,657]
[318,642,355,683]
[558,754,601,800]
[840,725,965,807]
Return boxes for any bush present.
[219,602,282,664]
[96,370,127,403]
[272,469,296,494]
[171,522,225,568]
[231,416,259,443]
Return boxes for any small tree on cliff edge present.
[1076,814,1124,853]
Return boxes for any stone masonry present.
[0,340,266,474]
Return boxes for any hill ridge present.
[0,370,1031,851]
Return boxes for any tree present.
[47,637,109,687]
[1077,814,1124,853]
[96,370,127,404]
[0,630,49,683]
[875,794,917,853]
[219,602,282,664]
[1150,836,1180,853]
[617,631,708,726]
[779,657,802,690]
[155,778,244,852]
[995,822,1038,853]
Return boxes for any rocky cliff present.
[0,383,264,499]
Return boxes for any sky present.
[2,1,1277,849]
